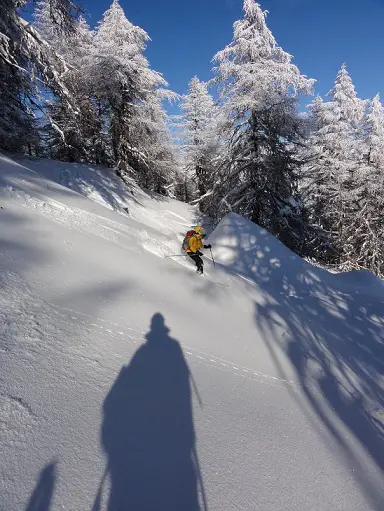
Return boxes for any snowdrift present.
[1,154,384,511]
[210,212,307,279]
[210,211,384,297]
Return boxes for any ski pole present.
[165,254,191,258]
[210,247,216,268]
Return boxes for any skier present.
[184,226,212,275]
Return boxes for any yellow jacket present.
[187,235,204,254]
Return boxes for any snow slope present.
[1,153,383,511]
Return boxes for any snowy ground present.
[1,153,383,511]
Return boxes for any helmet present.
[194,226,206,237]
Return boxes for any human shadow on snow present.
[97,313,205,511]
[25,462,56,511]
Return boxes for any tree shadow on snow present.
[95,313,206,511]
[25,462,56,511]
[238,224,384,508]
[205,213,384,508]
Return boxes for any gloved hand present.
[197,251,203,256]
[204,244,212,249]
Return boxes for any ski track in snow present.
[4,186,141,253]
[50,306,296,389]
[0,273,295,393]
[4,184,192,262]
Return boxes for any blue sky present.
[26,0,384,105]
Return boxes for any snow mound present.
[11,154,137,214]
[209,212,311,284]
[9,154,195,237]
[210,212,304,267]
[0,153,197,259]
[209,212,384,296]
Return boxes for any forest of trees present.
[1,0,383,277]
[1,0,178,193]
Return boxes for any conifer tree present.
[0,0,78,152]
[179,77,220,198]
[204,0,314,251]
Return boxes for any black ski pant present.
[188,252,204,273]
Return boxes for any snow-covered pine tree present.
[0,1,36,152]
[32,0,176,192]
[302,65,364,262]
[297,96,334,258]
[179,77,220,199]
[35,0,79,35]
[131,93,178,194]
[34,0,65,53]
[0,0,78,152]
[342,94,384,276]
[362,94,384,171]
[205,0,314,251]
[92,0,176,191]
[68,16,106,164]
[34,6,101,163]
